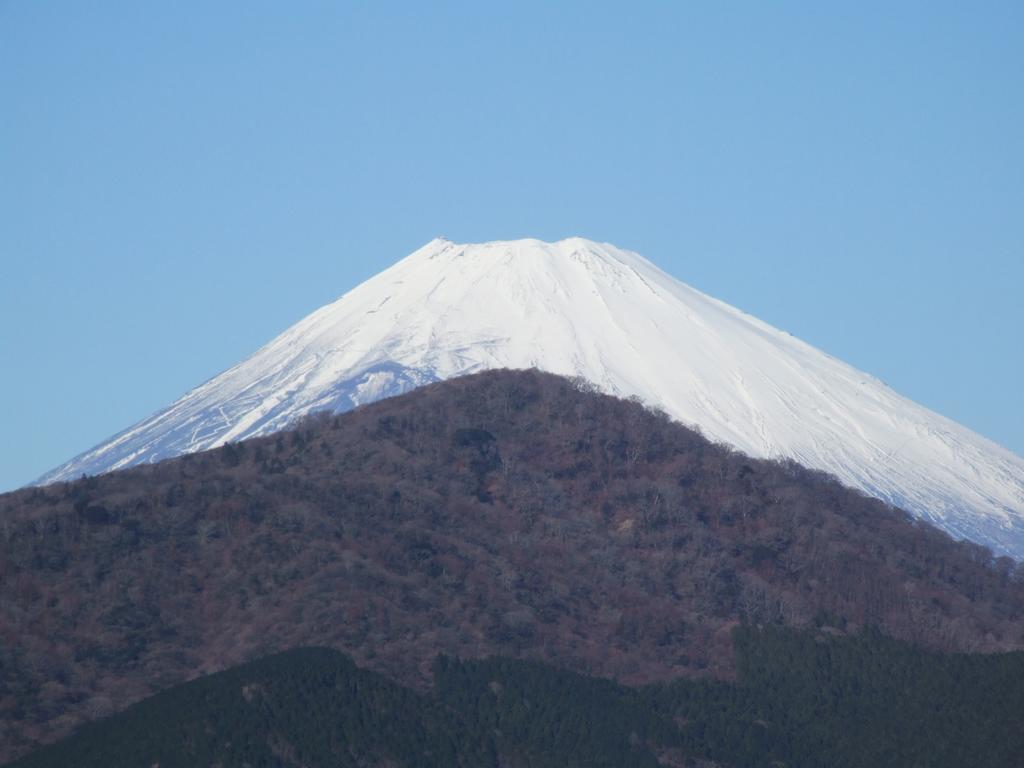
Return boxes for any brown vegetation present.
[1,370,1022,762]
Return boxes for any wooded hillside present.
[2,370,1021,761]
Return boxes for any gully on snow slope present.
[38,237,1024,559]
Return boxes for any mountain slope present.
[38,237,1024,557]
[3,371,1023,761]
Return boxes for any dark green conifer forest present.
[11,626,1024,768]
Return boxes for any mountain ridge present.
[37,237,1024,558]
[4,370,1023,762]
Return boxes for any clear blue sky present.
[1,2,1021,491]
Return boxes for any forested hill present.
[1,370,1023,761]
[11,627,1024,768]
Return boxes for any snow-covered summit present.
[39,237,1024,558]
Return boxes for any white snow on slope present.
[38,237,1024,559]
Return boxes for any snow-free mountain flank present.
[39,237,1024,558]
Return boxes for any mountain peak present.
[38,238,1024,559]
[414,236,627,261]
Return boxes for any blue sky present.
[1,1,1021,491]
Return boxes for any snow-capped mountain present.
[39,237,1024,559]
